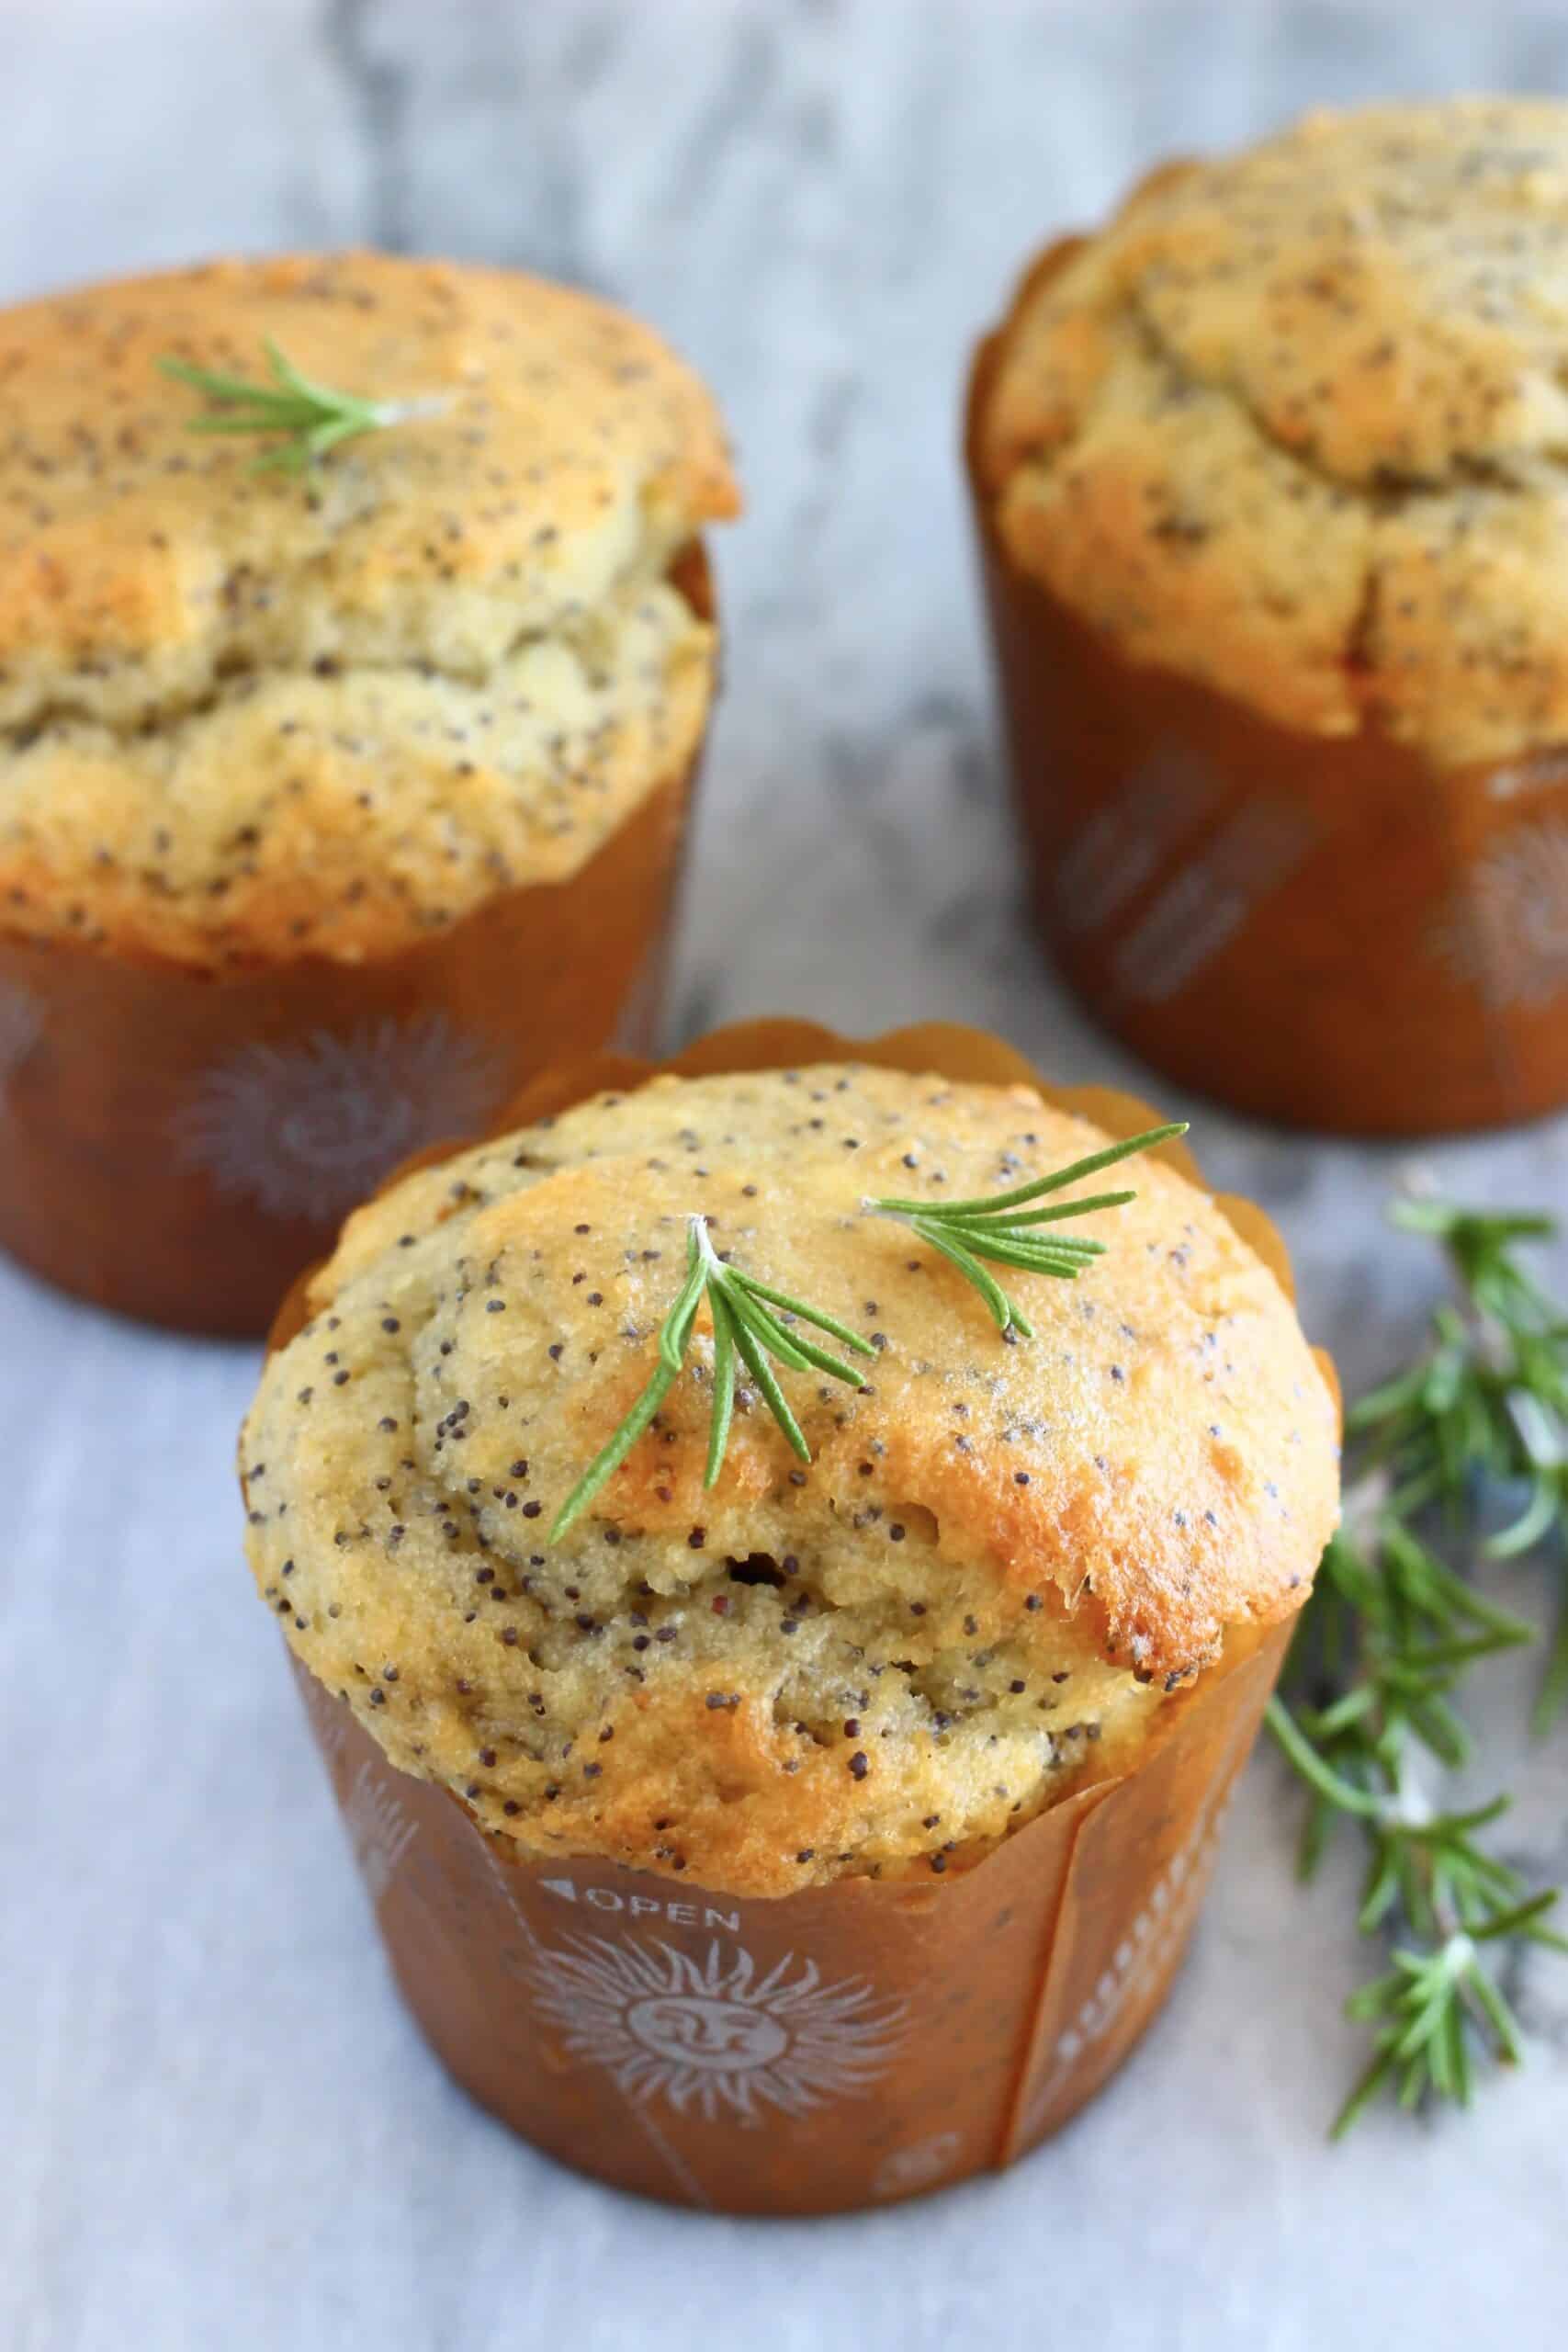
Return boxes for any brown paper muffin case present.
[0,549,712,1336]
[263,1017,1334,2215]
[965,245,1568,1137]
[291,1623,1285,2216]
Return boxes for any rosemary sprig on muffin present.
[1269,1193,1568,2134]
[159,337,447,471]
[550,1215,876,1538]
[555,1123,1185,1532]
[865,1123,1186,1337]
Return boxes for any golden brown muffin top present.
[242,1063,1338,1896]
[976,98,1568,766]
[0,253,737,967]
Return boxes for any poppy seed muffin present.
[966,99,1568,1135]
[242,1060,1338,1900]
[0,252,737,1331]
[0,251,737,965]
[976,97,1568,765]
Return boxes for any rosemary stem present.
[1275,1191,1568,2133]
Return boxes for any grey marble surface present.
[4,4,1568,2348]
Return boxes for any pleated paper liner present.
[0,546,712,1338]
[267,1018,1337,2215]
[966,240,1568,1137]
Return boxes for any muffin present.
[240,1018,1339,2212]
[0,253,737,1332]
[968,99,1568,1135]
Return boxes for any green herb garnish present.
[549,1216,876,1541]
[158,337,446,473]
[551,1125,1183,1536]
[1269,1193,1568,2136]
[864,1123,1187,1337]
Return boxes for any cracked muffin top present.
[0,252,737,967]
[975,98,1568,766]
[241,1060,1338,1898]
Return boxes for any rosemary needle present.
[865,1123,1186,1337]
[549,1217,875,1541]
[158,337,447,473]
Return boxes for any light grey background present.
[4,5,1566,2348]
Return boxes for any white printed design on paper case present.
[1427,817,1568,1010]
[0,982,43,1108]
[342,1758,418,1905]
[1111,797,1318,1003]
[173,1012,507,1219]
[1021,1776,1238,2139]
[297,1668,352,1770]
[871,2131,964,2199]
[1050,747,1223,939]
[523,1931,908,2124]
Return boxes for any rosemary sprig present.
[1352,1198,1568,1731]
[1269,1193,1568,2134]
[158,337,446,472]
[864,1123,1186,1337]
[549,1216,876,1541]
[551,1127,1181,1533]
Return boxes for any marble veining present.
[3,6,1566,2349]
